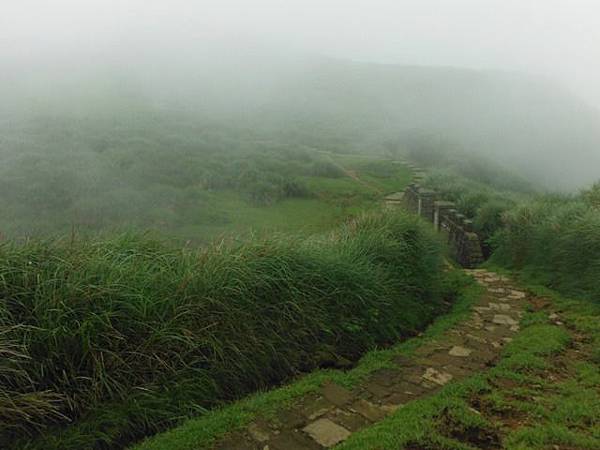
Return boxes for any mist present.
[3,1,600,104]
[5,3,600,448]
[2,0,600,238]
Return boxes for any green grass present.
[416,161,600,295]
[172,194,359,243]
[301,175,372,197]
[1,209,444,450]
[488,194,600,303]
[337,277,600,450]
[173,156,412,243]
[329,154,413,194]
[114,155,412,245]
[0,112,412,243]
[132,270,482,450]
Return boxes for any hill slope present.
[259,59,600,190]
[3,53,599,192]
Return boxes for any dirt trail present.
[325,155,383,194]
[213,269,528,449]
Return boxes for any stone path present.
[383,192,405,209]
[214,269,528,449]
[323,154,383,194]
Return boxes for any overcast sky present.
[2,0,599,107]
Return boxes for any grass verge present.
[3,209,442,450]
[337,276,600,450]
[132,270,482,450]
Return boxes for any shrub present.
[245,180,282,205]
[490,193,600,300]
[281,178,311,198]
[421,169,520,245]
[581,182,600,209]
[310,159,346,178]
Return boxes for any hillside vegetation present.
[0,113,411,241]
[0,209,452,450]
[415,150,600,303]
[491,185,600,301]
[4,55,600,193]
[2,53,600,450]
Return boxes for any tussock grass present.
[1,209,445,449]
[421,164,600,302]
[491,194,600,301]
[420,169,525,257]
[132,271,479,450]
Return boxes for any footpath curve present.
[213,269,528,449]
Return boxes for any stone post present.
[417,189,437,222]
[433,201,455,231]
[401,169,486,269]
[463,233,484,268]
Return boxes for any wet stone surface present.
[449,345,473,357]
[302,418,351,447]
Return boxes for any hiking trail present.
[213,269,528,449]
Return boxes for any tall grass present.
[420,169,524,256]
[422,164,600,301]
[0,332,65,434]
[418,159,600,303]
[491,194,600,300]
[1,210,446,449]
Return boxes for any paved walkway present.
[214,269,528,449]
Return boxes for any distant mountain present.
[2,52,599,190]
[257,58,600,190]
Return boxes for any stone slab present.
[327,408,369,432]
[321,382,353,407]
[350,399,387,422]
[492,314,518,326]
[300,396,334,421]
[422,367,453,386]
[449,346,473,357]
[303,418,351,448]
[270,430,322,450]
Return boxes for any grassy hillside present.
[2,51,600,450]
[0,209,449,450]
[270,60,600,190]
[4,55,600,195]
[0,113,411,241]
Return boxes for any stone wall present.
[403,180,484,268]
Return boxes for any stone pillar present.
[462,219,474,233]
[400,171,485,268]
[463,232,484,268]
[417,189,437,222]
[433,201,455,231]
[403,183,420,213]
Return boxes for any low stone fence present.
[401,167,484,268]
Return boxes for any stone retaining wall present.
[402,167,484,268]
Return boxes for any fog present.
[4,5,600,448]
[3,0,600,106]
[2,0,600,237]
